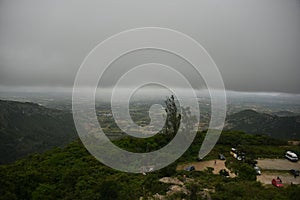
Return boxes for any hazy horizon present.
[1,85,300,96]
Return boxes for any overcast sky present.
[0,0,300,93]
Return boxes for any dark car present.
[185,166,195,171]
[218,154,226,160]
[197,157,203,161]
[290,169,300,177]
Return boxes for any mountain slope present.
[0,132,299,200]
[0,100,77,163]
[225,109,300,139]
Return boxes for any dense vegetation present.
[2,99,299,164]
[1,131,300,200]
[1,99,300,199]
[0,100,76,163]
[225,109,300,139]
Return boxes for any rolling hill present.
[0,131,299,200]
[1,99,300,163]
[225,109,300,139]
[0,100,77,163]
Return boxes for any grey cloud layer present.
[0,0,299,93]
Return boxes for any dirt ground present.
[256,159,300,185]
[178,159,300,185]
[257,171,300,185]
[177,160,236,177]
[257,159,300,170]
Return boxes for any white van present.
[285,151,298,162]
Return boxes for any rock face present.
[166,185,189,195]
[0,100,77,163]
[157,177,190,199]
[159,177,184,186]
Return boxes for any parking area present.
[256,159,300,185]
[177,159,300,185]
[257,171,300,185]
[177,160,236,177]
[257,159,300,170]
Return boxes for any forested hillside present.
[1,99,300,164]
[225,109,300,139]
[1,131,300,199]
[0,100,76,163]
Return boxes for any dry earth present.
[257,171,300,185]
[256,159,300,185]
[257,159,300,170]
[177,160,236,177]
[178,159,300,185]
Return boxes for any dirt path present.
[177,160,236,177]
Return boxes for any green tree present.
[99,180,121,200]
[186,182,200,200]
[164,95,181,135]
[32,184,57,200]
[237,163,257,181]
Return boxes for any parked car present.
[185,166,195,171]
[254,166,261,175]
[237,156,242,161]
[219,169,230,177]
[285,151,298,162]
[218,154,226,160]
[290,169,300,177]
[197,157,203,161]
[230,148,237,158]
[230,148,245,161]
[272,178,283,187]
[238,152,246,161]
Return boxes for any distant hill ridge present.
[1,99,300,163]
[225,109,300,139]
[0,99,77,163]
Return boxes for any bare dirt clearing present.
[256,159,300,185]
[177,160,236,177]
[178,159,300,185]
[257,159,300,170]
[257,171,300,185]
